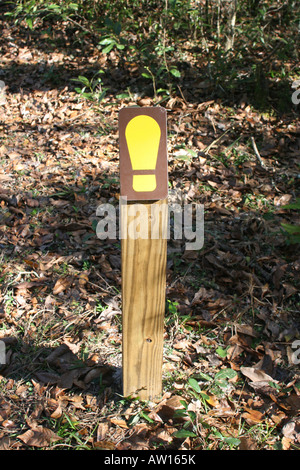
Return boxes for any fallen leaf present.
[50,404,63,419]
[240,366,276,383]
[239,436,257,450]
[205,393,220,408]
[34,371,60,385]
[110,418,128,429]
[282,436,292,450]
[94,440,116,450]
[97,422,110,441]
[26,198,39,208]
[84,366,110,384]
[235,324,259,337]
[173,339,191,350]
[156,395,185,422]
[18,426,61,447]
[67,395,86,410]
[2,419,15,428]
[0,437,10,450]
[53,277,72,295]
[137,97,153,106]
[58,369,80,389]
[63,339,80,355]
[242,407,264,424]
[274,194,292,206]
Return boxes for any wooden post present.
[119,107,168,400]
[121,199,167,400]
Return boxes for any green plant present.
[5,0,80,30]
[239,421,279,450]
[72,70,108,105]
[98,18,126,54]
[101,176,119,189]
[173,396,198,440]
[173,375,241,448]
[140,37,181,99]
[213,368,238,391]
[82,261,90,271]
[209,427,241,449]
[231,148,251,167]
[189,368,238,398]
[52,413,92,449]
[243,193,273,211]
[95,302,108,315]
[166,299,179,316]
[3,288,14,315]
[165,300,180,338]
[281,199,300,244]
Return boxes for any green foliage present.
[172,373,241,448]
[281,199,300,244]
[188,377,201,394]
[188,369,238,397]
[5,0,80,29]
[166,299,179,316]
[214,368,237,389]
[173,428,197,439]
[6,0,299,109]
[98,18,126,54]
[210,429,240,449]
[282,199,300,210]
[71,70,108,105]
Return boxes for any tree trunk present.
[225,0,237,52]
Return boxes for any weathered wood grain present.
[121,198,167,400]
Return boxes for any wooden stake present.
[119,107,168,400]
[121,198,167,400]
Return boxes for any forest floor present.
[0,8,299,450]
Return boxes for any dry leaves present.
[18,426,61,448]
[0,5,299,451]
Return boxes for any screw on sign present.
[119,107,168,400]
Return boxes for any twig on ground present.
[203,127,232,154]
[251,136,266,168]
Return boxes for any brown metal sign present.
[119,107,168,201]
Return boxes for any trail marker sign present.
[119,107,168,201]
[119,107,168,400]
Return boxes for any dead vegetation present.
[0,0,299,450]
